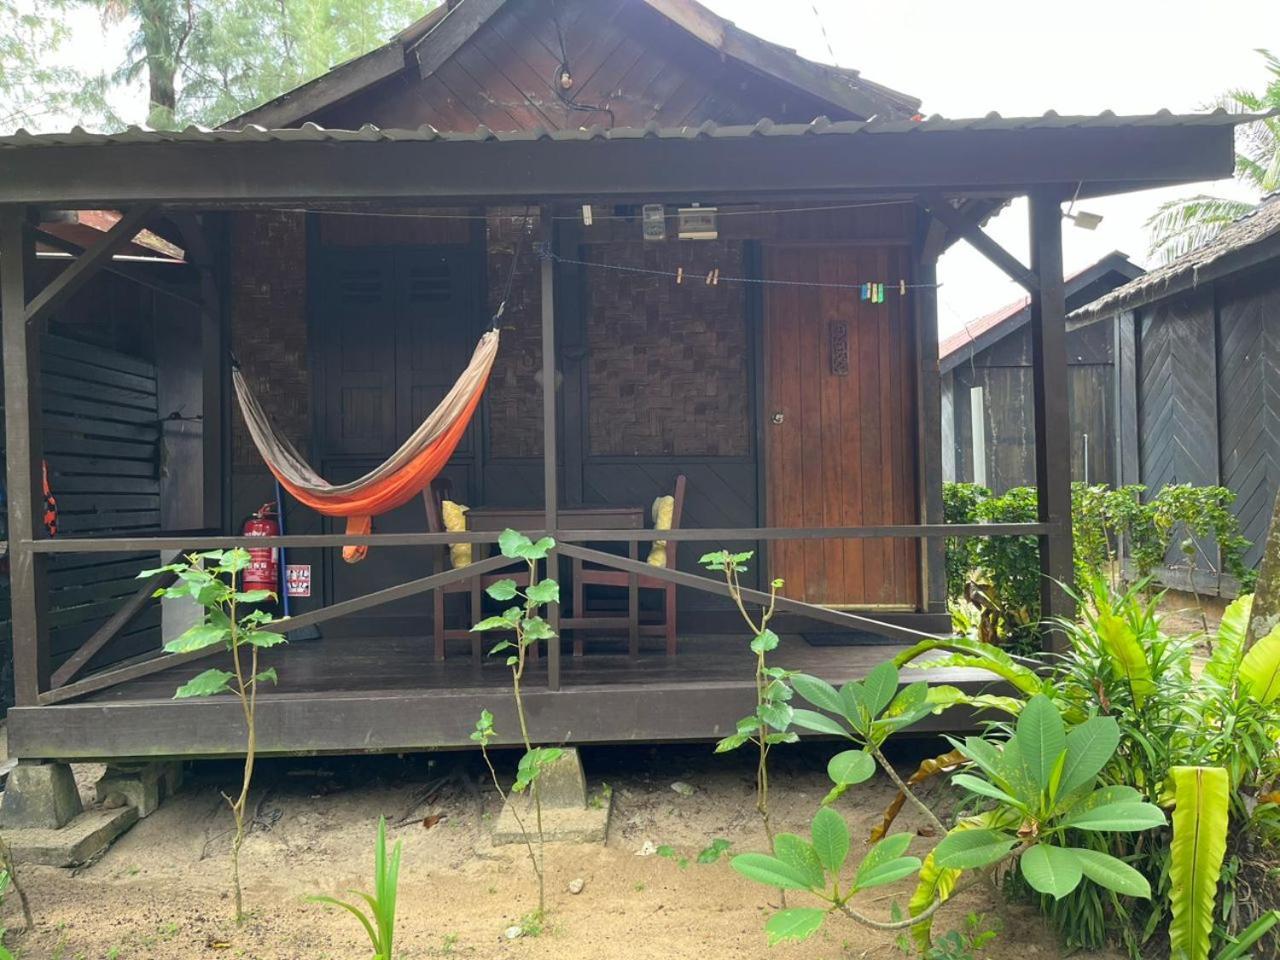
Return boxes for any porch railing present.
[24,520,1059,706]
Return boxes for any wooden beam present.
[539,206,561,691]
[1,207,50,704]
[0,124,1238,207]
[913,248,947,613]
[37,552,521,705]
[413,0,507,78]
[922,194,1039,292]
[1028,188,1075,641]
[24,206,156,327]
[30,228,201,306]
[557,544,941,645]
[49,567,178,689]
[24,522,1057,554]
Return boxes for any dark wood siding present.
[314,0,842,133]
[946,319,1114,492]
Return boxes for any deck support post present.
[914,213,946,613]
[539,205,561,691]
[0,208,50,704]
[1028,188,1075,644]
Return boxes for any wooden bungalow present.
[941,251,1143,493]
[1073,194,1280,596]
[0,0,1251,762]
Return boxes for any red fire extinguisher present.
[242,502,279,595]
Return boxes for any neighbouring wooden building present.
[0,0,1250,761]
[941,251,1143,492]
[1073,194,1280,594]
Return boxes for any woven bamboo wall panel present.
[230,211,310,469]
[485,209,544,459]
[585,240,749,457]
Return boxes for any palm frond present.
[1144,195,1257,263]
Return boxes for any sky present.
[45,0,1277,336]
[700,0,1274,334]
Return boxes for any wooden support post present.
[912,251,947,614]
[539,206,561,691]
[1028,189,1075,642]
[1,208,50,703]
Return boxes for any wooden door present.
[316,246,480,626]
[763,245,919,608]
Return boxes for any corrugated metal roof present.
[1073,193,1280,321]
[0,109,1263,150]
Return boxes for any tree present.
[1146,49,1280,263]
[1,0,435,133]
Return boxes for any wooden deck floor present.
[7,635,999,762]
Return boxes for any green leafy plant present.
[655,838,732,870]
[471,529,562,918]
[311,816,401,960]
[897,912,1000,960]
[700,549,795,892]
[140,548,284,922]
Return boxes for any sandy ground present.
[1,743,1122,960]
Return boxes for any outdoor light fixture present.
[1067,209,1104,230]
[677,204,718,240]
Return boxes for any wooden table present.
[465,506,648,659]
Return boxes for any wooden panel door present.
[316,246,480,626]
[763,245,919,608]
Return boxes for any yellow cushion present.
[646,494,676,566]
[441,500,472,569]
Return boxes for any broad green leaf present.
[926,684,1022,718]
[252,667,279,687]
[827,749,875,786]
[893,635,1046,696]
[855,832,915,890]
[696,838,731,864]
[1015,694,1066,794]
[233,588,275,603]
[1071,847,1151,899]
[513,747,563,792]
[950,773,1020,808]
[515,536,555,560]
[791,674,843,714]
[714,733,750,753]
[810,807,849,873]
[163,623,229,654]
[486,579,519,601]
[790,709,849,738]
[220,548,252,572]
[1058,715,1120,798]
[173,668,234,699]
[1060,801,1167,832]
[931,828,1017,870]
[1169,766,1230,960]
[521,617,556,641]
[883,681,928,719]
[730,853,813,891]
[243,630,286,648]
[1206,593,1252,684]
[1097,608,1155,707]
[953,735,1005,786]
[1019,844,1083,899]
[861,661,899,718]
[839,680,866,724]
[498,528,531,559]
[472,615,517,632]
[526,579,559,605]
[758,701,793,732]
[1239,623,1280,703]
[764,908,825,945]
[750,629,780,654]
[774,833,825,889]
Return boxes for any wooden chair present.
[424,479,530,662]
[567,475,686,657]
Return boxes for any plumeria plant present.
[140,547,285,922]
[471,530,564,919]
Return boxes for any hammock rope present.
[232,329,500,563]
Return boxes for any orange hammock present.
[232,330,500,563]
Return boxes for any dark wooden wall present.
[944,319,1114,493]
[313,0,844,133]
[1115,259,1280,584]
